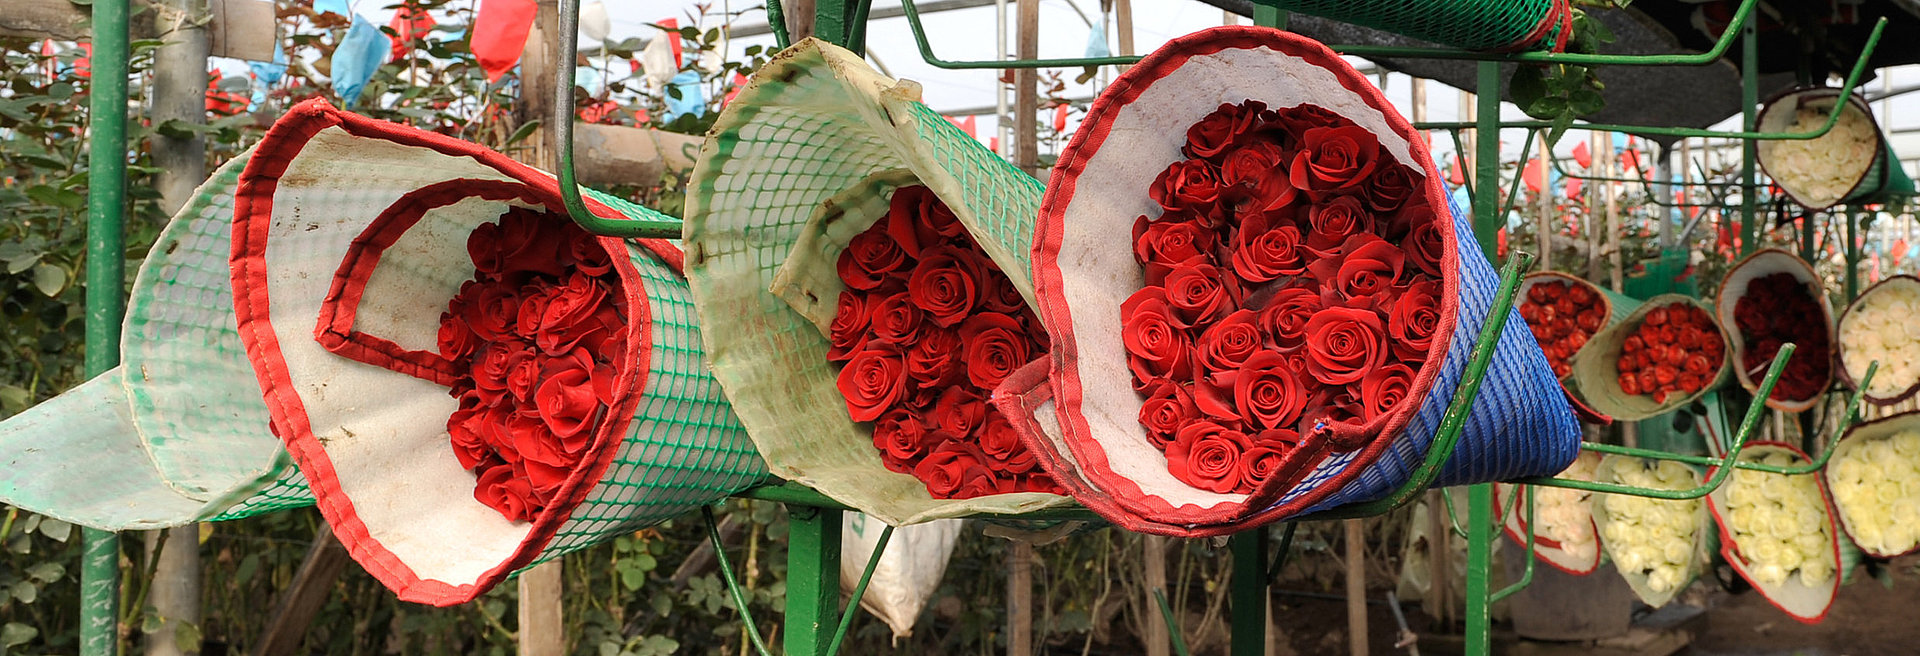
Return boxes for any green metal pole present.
[1739,9,1759,256]
[1463,484,1493,653]
[82,1,131,654]
[1846,210,1860,300]
[1473,61,1503,261]
[1228,529,1269,656]
[784,506,842,656]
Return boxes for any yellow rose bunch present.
[1534,453,1601,562]
[1828,429,1920,555]
[1840,282,1920,398]
[1597,458,1700,595]
[1762,101,1879,208]
[1719,449,1833,588]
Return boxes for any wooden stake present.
[1537,129,1553,270]
[1345,520,1368,656]
[1008,541,1035,656]
[251,529,351,656]
[1143,536,1170,656]
[1410,76,1453,628]
[1014,0,1039,176]
[1587,131,1604,281]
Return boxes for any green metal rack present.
[64,0,1893,654]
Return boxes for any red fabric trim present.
[316,179,549,387]
[1704,442,1839,624]
[1027,26,1464,529]
[232,99,661,606]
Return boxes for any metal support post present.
[1462,484,1494,653]
[1228,529,1269,656]
[1473,61,1503,261]
[1739,9,1759,256]
[82,0,132,654]
[784,506,843,656]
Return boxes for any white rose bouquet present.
[1594,456,1705,607]
[1825,421,1920,557]
[1709,444,1838,623]
[1499,450,1603,574]
[1757,90,1883,210]
[1838,276,1920,406]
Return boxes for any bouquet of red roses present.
[234,100,765,605]
[828,186,1064,499]
[1568,295,1730,421]
[1517,273,1612,379]
[1717,249,1833,412]
[993,26,1581,536]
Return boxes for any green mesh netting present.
[685,39,1069,526]
[1262,0,1562,52]
[0,152,313,530]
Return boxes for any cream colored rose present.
[1597,459,1701,597]
[1828,429,1920,555]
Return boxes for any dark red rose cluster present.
[1732,272,1831,402]
[1123,100,1444,495]
[1616,304,1723,403]
[436,208,627,522]
[828,185,1064,499]
[1519,279,1606,377]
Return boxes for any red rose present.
[1304,307,1386,385]
[1273,103,1345,143]
[1403,218,1445,279]
[1138,378,1197,448]
[1183,101,1268,160]
[515,284,557,336]
[907,326,963,386]
[1121,287,1195,384]
[1197,309,1263,376]
[473,461,540,522]
[1360,363,1415,421]
[438,311,479,361]
[533,273,613,355]
[1365,161,1419,215]
[1219,140,1299,214]
[931,386,986,437]
[1149,159,1223,215]
[959,312,1031,390]
[886,185,963,257]
[468,208,568,279]
[1258,285,1324,351]
[520,456,571,498]
[827,291,872,362]
[1304,385,1367,442]
[836,347,910,422]
[512,406,581,469]
[872,409,930,473]
[1229,214,1306,283]
[1234,351,1306,430]
[914,440,994,499]
[1133,214,1217,268]
[837,229,910,290]
[460,280,522,343]
[447,392,493,469]
[980,273,1028,315]
[1304,196,1375,253]
[1162,263,1235,326]
[1240,445,1284,490]
[506,350,541,402]
[868,292,925,346]
[1192,371,1242,423]
[534,364,601,438]
[473,343,517,405]
[908,246,983,327]
[979,412,1037,473]
[1307,234,1405,302]
[569,230,616,277]
[1166,420,1251,494]
[1289,125,1381,199]
[1388,280,1442,362]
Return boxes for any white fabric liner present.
[1052,46,1420,511]
[267,126,530,586]
[357,196,539,354]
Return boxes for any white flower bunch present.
[1721,450,1833,588]
[1762,101,1879,208]
[1840,282,1920,397]
[1535,453,1601,562]
[1597,459,1701,595]
[1828,429,1920,555]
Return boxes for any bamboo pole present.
[1345,520,1368,656]
[1537,129,1553,270]
[1144,536,1171,656]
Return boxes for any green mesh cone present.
[1261,0,1567,52]
[231,100,765,606]
[0,153,313,530]
[685,38,1071,526]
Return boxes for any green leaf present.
[32,263,67,297]
[1509,66,1549,112]
[173,621,203,652]
[1568,85,1605,116]
[141,609,164,634]
[6,251,41,274]
[25,562,63,583]
[235,552,260,585]
[36,517,70,542]
[9,580,36,604]
[1,622,37,648]
[504,119,542,147]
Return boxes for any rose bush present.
[437,208,626,522]
[1118,100,1445,494]
[826,186,1062,499]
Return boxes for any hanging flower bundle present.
[1731,273,1830,404]
[437,209,627,522]
[1119,99,1444,494]
[1594,457,1704,607]
[827,186,1063,499]
[1519,277,1606,378]
[1825,418,1920,557]
[1837,276,1920,405]
[1707,444,1838,623]
[1497,450,1603,575]
[1615,304,1723,403]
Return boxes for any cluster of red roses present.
[1616,304,1723,402]
[1121,100,1445,495]
[436,208,627,522]
[1519,280,1607,378]
[828,185,1064,499]
[1732,272,1831,401]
